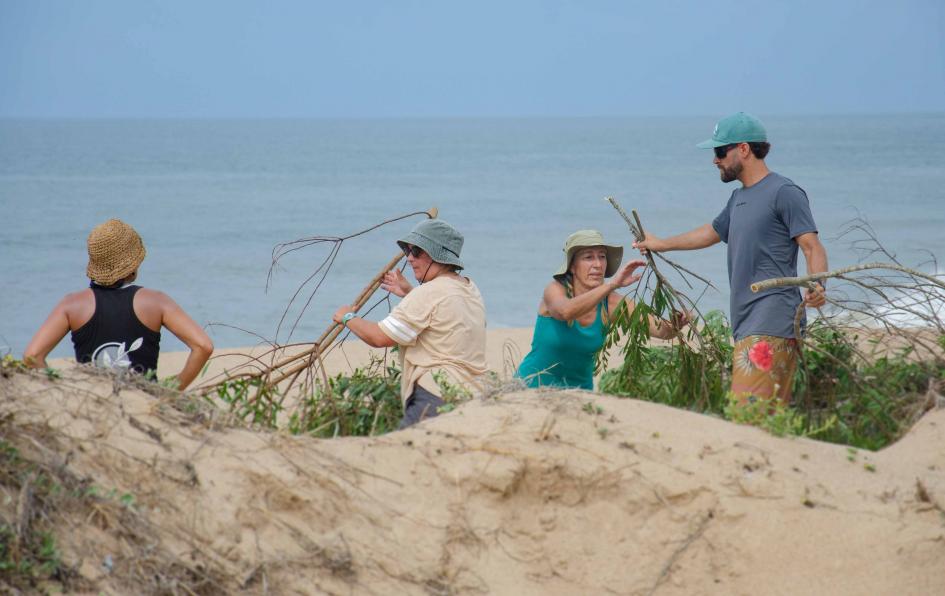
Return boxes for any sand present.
[10,328,945,594]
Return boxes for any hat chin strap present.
[418,260,433,286]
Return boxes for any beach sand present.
[21,328,944,594]
[3,360,943,594]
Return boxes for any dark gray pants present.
[399,385,445,429]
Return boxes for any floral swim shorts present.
[731,335,799,404]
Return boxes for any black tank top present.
[71,284,161,376]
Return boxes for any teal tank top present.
[516,301,607,390]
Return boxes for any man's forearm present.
[658,224,720,251]
[805,244,829,279]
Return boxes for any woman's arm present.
[647,311,690,340]
[544,259,646,321]
[23,298,72,368]
[613,294,690,340]
[156,292,213,390]
[332,306,398,348]
[543,280,614,321]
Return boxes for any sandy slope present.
[2,364,943,595]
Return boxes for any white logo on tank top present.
[91,337,143,370]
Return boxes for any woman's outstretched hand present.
[611,259,647,289]
[381,269,413,297]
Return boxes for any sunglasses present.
[713,143,740,159]
[402,244,425,258]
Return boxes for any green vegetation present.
[289,362,403,437]
[601,307,945,450]
[0,440,65,589]
[601,300,732,413]
[209,359,491,438]
[211,358,404,437]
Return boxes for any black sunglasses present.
[713,143,741,159]
[402,244,425,258]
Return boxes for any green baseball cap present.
[696,112,768,149]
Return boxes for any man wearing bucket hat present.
[633,112,828,404]
[24,219,214,390]
[516,230,687,390]
[333,218,487,428]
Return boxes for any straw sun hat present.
[86,219,146,286]
[553,230,623,281]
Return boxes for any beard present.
[719,160,742,183]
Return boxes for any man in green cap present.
[633,112,828,404]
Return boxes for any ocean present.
[2,115,943,357]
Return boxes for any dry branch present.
[751,262,945,293]
[203,207,438,399]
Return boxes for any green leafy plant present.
[288,360,403,438]
[432,370,472,403]
[211,377,285,428]
[599,309,944,450]
[600,309,733,415]
[723,392,836,438]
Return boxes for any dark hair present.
[749,142,771,159]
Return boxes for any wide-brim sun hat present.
[86,219,146,286]
[695,111,768,149]
[397,218,465,270]
[553,230,623,281]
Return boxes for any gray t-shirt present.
[712,172,818,340]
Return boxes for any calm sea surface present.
[1,115,943,357]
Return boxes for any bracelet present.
[341,312,357,327]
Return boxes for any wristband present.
[341,312,357,327]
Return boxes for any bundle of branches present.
[196,208,437,426]
[599,201,945,449]
[599,197,731,413]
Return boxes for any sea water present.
[1,115,943,357]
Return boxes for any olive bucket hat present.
[397,218,465,270]
[553,230,623,281]
[86,219,146,286]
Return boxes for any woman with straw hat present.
[333,218,486,428]
[24,219,213,390]
[516,229,687,390]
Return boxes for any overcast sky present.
[1,0,943,118]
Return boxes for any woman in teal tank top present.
[517,230,686,390]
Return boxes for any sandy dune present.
[2,361,942,594]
